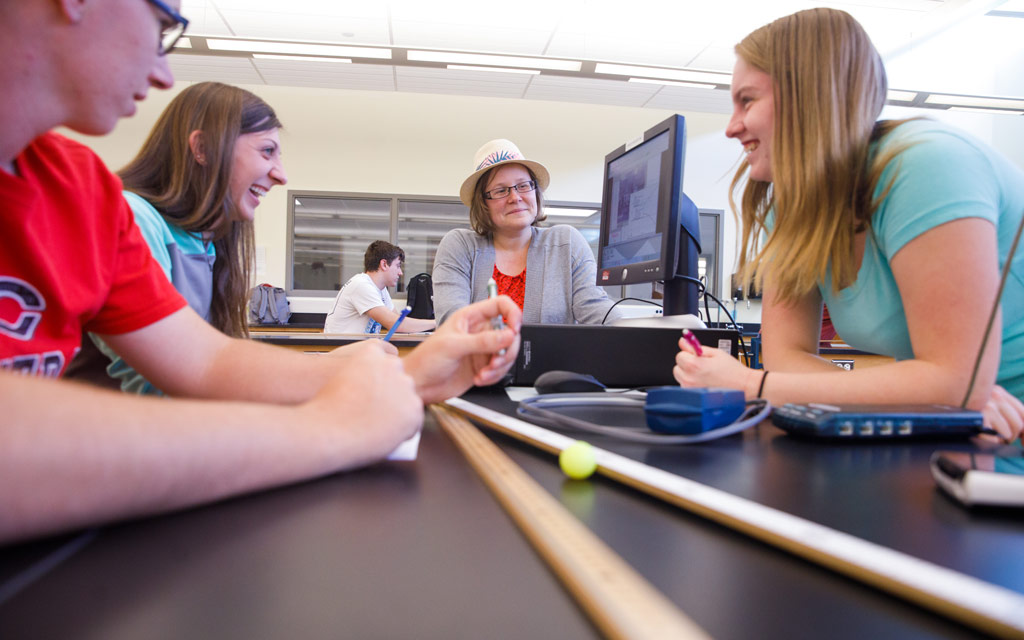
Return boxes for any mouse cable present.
[517,392,771,444]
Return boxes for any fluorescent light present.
[544,207,599,218]
[887,90,917,102]
[949,106,1024,116]
[207,39,391,59]
[628,78,716,90]
[925,94,1024,110]
[175,37,191,49]
[595,62,731,85]
[447,64,540,75]
[255,54,352,63]
[408,50,579,72]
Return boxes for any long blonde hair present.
[732,8,907,304]
[118,82,282,338]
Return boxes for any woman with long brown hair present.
[673,8,1024,440]
[82,81,287,393]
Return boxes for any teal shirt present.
[98,192,216,394]
[820,120,1024,398]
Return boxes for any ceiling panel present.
[169,1,1024,116]
[524,75,658,108]
[391,22,552,55]
[169,55,264,84]
[643,86,733,114]
[396,67,532,99]
[254,61,396,91]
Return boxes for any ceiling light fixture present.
[207,39,391,59]
[925,94,1024,110]
[595,63,730,85]
[886,90,918,102]
[408,50,579,71]
[628,78,716,90]
[447,64,540,75]
[948,106,1024,116]
[254,54,352,63]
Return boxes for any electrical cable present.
[960,207,1024,408]
[517,391,772,444]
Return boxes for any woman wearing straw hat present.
[433,139,620,326]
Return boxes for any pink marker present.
[682,328,703,356]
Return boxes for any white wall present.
[64,81,1023,327]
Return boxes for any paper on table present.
[386,431,421,461]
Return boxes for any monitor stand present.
[610,314,706,329]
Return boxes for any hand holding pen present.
[681,328,704,356]
[486,278,507,355]
[384,306,412,342]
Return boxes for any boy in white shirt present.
[325,241,437,334]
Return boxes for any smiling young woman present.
[67,81,288,393]
[674,8,1024,441]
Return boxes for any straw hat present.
[459,139,550,206]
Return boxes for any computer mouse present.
[534,370,607,395]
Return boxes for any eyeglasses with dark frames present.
[144,0,189,55]
[483,180,538,200]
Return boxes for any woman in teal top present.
[673,8,1024,441]
[85,82,288,393]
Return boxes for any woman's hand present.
[981,385,1024,442]
[673,334,761,398]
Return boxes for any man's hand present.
[402,296,522,404]
[303,341,423,466]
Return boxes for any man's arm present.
[104,307,377,404]
[0,344,423,545]
[365,305,436,333]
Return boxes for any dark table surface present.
[1,388,1021,639]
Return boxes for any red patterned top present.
[492,265,525,311]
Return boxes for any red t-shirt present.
[0,133,187,377]
[492,265,526,311]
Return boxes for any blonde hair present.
[118,82,282,338]
[732,8,908,304]
[468,163,546,236]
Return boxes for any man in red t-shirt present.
[0,0,521,545]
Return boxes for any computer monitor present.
[596,114,702,318]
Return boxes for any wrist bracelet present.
[757,370,769,399]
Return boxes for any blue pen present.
[384,306,412,342]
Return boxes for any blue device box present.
[644,387,746,434]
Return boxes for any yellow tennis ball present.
[559,441,597,480]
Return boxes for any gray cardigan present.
[432,225,621,326]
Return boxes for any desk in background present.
[1,389,1019,639]
[249,331,429,356]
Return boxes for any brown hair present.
[732,8,910,304]
[468,163,546,236]
[364,240,405,272]
[118,82,282,338]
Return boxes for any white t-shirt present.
[324,273,393,334]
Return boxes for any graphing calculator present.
[771,403,983,440]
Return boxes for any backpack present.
[248,284,291,325]
[405,273,434,319]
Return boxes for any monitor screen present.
[596,114,701,316]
